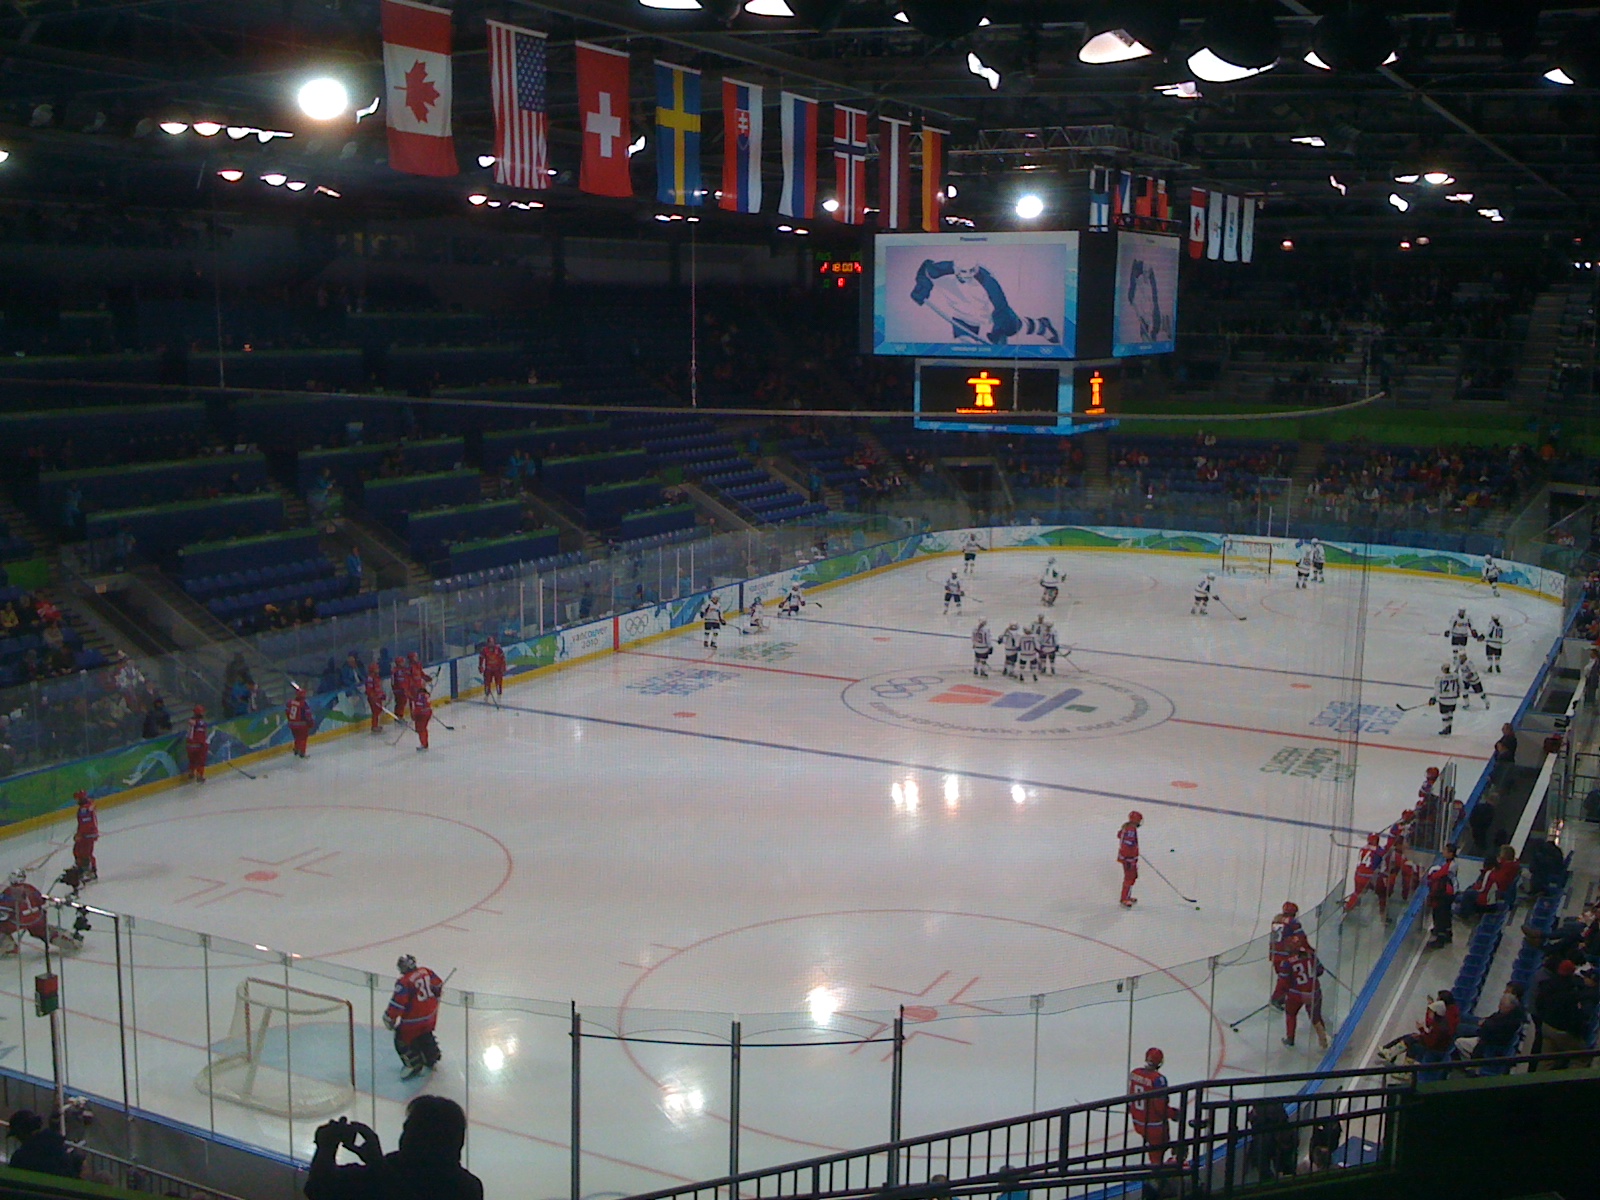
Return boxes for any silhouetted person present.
[307,1096,483,1200]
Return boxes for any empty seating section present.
[781,434,871,505]
[358,470,482,535]
[235,397,410,451]
[585,478,665,528]
[172,529,349,626]
[407,500,524,563]
[447,530,561,576]
[481,423,612,472]
[0,518,33,562]
[0,403,209,472]
[541,450,652,505]
[86,493,284,560]
[618,504,696,541]
[36,452,270,520]
[296,437,466,493]
[178,528,320,581]
[624,417,823,525]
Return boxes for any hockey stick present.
[1394,701,1430,712]
[1214,596,1248,621]
[1228,1001,1273,1031]
[222,752,259,781]
[1145,860,1200,907]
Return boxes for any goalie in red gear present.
[286,685,313,758]
[479,636,506,699]
[1128,1047,1174,1165]
[384,953,444,1079]
[1117,811,1142,908]
[411,682,433,752]
[185,705,209,783]
[363,663,387,734]
[0,871,72,955]
[72,790,99,884]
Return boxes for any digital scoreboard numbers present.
[915,362,1061,430]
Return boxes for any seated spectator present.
[1458,982,1526,1062]
[141,695,173,739]
[1402,990,1460,1077]
[340,653,364,692]
[1456,845,1521,918]
[6,1108,81,1178]
[1524,838,1567,897]
[307,1096,483,1200]
[1531,960,1596,1069]
[0,604,17,634]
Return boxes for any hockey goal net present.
[1221,536,1275,576]
[194,978,356,1119]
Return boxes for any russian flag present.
[779,91,817,219]
[720,78,762,214]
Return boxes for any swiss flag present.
[577,41,632,197]
[381,0,457,177]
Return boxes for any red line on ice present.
[1171,717,1489,759]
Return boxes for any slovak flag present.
[1189,188,1207,259]
[381,0,457,177]
[577,41,632,198]
[720,78,763,214]
[779,92,818,219]
[833,105,868,224]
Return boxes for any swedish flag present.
[654,61,702,207]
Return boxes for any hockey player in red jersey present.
[0,871,74,955]
[1117,811,1142,908]
[1344,833,1389,919]
[384,953,444,1079]
[405,651,427,702]
[185,705,209,783]
[286,685,313,758]
[1268,901,1303,1008]
[1385,810,1420,901]
[1276,934,1330,1049]
[1127,1047,1174,1164]
[72,790,99,884]
[479,636,506,700]
[411,681,433,752]
[390,655,410,721]
[363,663,387,733]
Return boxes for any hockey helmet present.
[74,790,89,804]
[397,954,418,974]
[1312,537,1321,545]
[1047,556,1056,565]
[409,651,421,662]
[1206,571,1216,580]
[1491,614,1500,622]
[1144,1047,1164,1067]
[8,870,25,886]
[1128,810,1143,824]
[950,571,959,579]
[976,618,987,628]
[1441,661,1455,674]
[1367,832,1380,843]
[1425,767,1440,778]
[1401,807,1416,820]
[1007,621,1019,629]
[486,635,497,645]
[193,704,205,716]
[1282,901,1299,916]
[1457,608,1467,618]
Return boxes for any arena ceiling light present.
[745,0,794,14]
[1477,207,1505,222]
[1328,175,1347,194]
[1545,19,1600,86]
[477,155,497,168]
[1446,192,1475,203]
[1422,171,1455,185]
[821,197,841,212]
[468,194,488,205]
[1188,0,1281,82]
[261,172,288,187]
[1306,2,1398,71]
[159,120,188,135]
[1079,0,1179,64]
[1015,193,1044,219]
[1290,135,1326,147]
[216,168,244,182]
[639,0,702,9]
[192,121,224,137]
[297,78,350,121]
[967,51,1002,89]
[285,180,308,191]
[1387,192,1409,212]
[0,150,10,165]
[226,126,252,140]
[1393,173,1419,183]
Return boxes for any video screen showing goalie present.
[1112,232,1180,357]
[873,232,1079,359]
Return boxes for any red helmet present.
[1282,901,1299,916]
[1367,832,1380,844]
[1289,932,1310,950]
[74,790,90,803]
[1145,1047,1164,1067]
[193,704,205,716]
[1425,766,1440,778]
[1128,811,1143,824]
[487,635,497,645]
[409,652,420,663]
[293,683,306,695]
[1401,808,1415,820]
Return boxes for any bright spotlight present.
[297,77,350,121]
[641,0,702,7]
[745,0,794,13]
[1187,47,1272,82]
[1387,192,1409,212]
[192,121,223,137]
[478,154,497,168]
[1015,193,1045,219]
[1422,171,1454,185]
[1545,67,1575,85]
[226,126,252,140]
[159,121,188,136]
[967,51,1002,90]
[261,173,288,187]
[216,169,244,182]
[0,150,10,165]
[821,197,840,213]
[468,194,488,205]
[285,180,308,191]
[1445,193,1474,203]
[627,135,646,157]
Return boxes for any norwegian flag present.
[879,116,910,229]
[720,78,762,213]
[487,20,547,190]
[832,105,868,224]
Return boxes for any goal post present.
[194,978,357,1119]
[1221,536,1275,576]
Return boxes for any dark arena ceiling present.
[1,1,1598,241]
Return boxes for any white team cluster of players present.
[946,537,1070,681]
[698,582,812,646]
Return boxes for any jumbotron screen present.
[1112,232,1180,357]
[872,232,1080,359]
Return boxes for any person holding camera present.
[306,1096,482,1200]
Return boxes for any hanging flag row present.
[1086,167,1172,232]
[379,2,947,226]
[1188,189,1260,263]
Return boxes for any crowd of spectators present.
[1305,441,1538,524]
[0,591,76,686]
[1109,432,1295,505]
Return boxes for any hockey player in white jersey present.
[1017,623,1041,682]
[961,533,984,576]
[971,619,994,676]
[1455,650,1488,710]
[779,583,806,617]
[1192,572,1216,616]
[1482,555,1501,597]
[1038,620,1060,675]
[745,596,768,634]
[910,255,1061,347]
[1483,615,1505,673]
[1000,622,1022,677]
[1311,538,1326,583]
[943,572,965,613]
[1039,558,1063,607]
[1428,659,1462,735]
[1295,545,1313,590]
[1446,608,1476,650]
[701,594,725,649]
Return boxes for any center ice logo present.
[842,669,1172,741]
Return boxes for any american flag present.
[488,20,548,189]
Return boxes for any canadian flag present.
[381,0,457,177]
[1189,188,1207,259]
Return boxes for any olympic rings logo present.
[870,676,946,700]
[624,614,654,635]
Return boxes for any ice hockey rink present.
[0,545,1564,1199]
